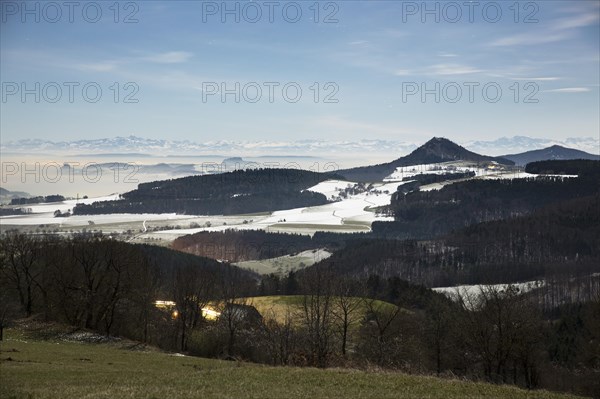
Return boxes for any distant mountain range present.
[0,136,417,156]
[502,145,600,166]
[338,137,514,182]
[2,135,598,157]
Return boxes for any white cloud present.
[428,63,482,76]
[544,87,591,93]
[394,69,412,76]
[491,32,572,47]
[438,53,458,58]
[74,62,118,72]
[554,13,599,30]
[492,7,599,47]
[143,51,193,64]
[512,77,560,81]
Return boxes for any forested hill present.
[306,194,600,288]
[74,168,338,215]
[525,159,600,177]
[338,137,514,182]
[374,160,600,240]
[172,230,328,262]
[502,145,600,166]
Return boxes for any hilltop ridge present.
[338,137,513,182]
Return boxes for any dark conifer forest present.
[74,168,337,215]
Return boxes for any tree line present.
[10,194,65,205]
[73,168,337,216]
[381,171,600,239]
[0,233,255,344]
[172,230,346,262]
[525,159,600,176]
[306,195,600,289]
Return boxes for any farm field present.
[234,249,332,275]
[0,179,397,238]
[246,295,401,326]
[0,328,580,399]
[0,168,551,239]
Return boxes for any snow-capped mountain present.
[0,135,417,156]
[2,135,598,157]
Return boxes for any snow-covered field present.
[152,180,405,237]
[1,163,576,238]
[0,194,192,227]
[1,179,405,237]
[383,161,576,192]
[384,161,530,181]
[234,248,333,275]
[433,280,545,305]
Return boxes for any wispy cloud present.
[492,8,599,46]
[393,63,484,78]
[554,13,599,30]
[142,51,193,64]
[428,63,483,76]
[74,62,119,72]
[394,69,412,76]
[544,87,591,93]
[491,32,573,47]
[512,77,560,81]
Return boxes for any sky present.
[1,0,599,145]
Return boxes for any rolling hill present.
[502,145,600,166]
[308,194,600,287]
[1,327,580,399]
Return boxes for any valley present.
[1,137,599,398]
[3,2,599,397]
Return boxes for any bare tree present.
[215,266,259,358]
[332,278,362,357]
[425,294,457,375]
[261,307,297,365]
[172,262,215,351]
[457,284,543,385]
[300,268,334,368]
[0,232,44,317]
[0,288,21,340]
[132,257,161,343]
[359,297,403,367]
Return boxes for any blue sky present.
[1,0,599,144]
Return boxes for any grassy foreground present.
[0,329,581,399]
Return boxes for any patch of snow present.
[289,248,332,262]
[384,162,499,181]
[1,212,189,226]
[155,180,407,237]
[305,179,356,199]
[433,280,545,306]
[13,193,122,215]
